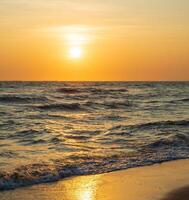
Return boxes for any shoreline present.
[0,159,189,200]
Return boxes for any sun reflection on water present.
[78,188,93,200]
[74,177,99,200]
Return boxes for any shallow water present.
[0,81,188,190]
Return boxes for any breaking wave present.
[38,103,83,111]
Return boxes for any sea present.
[0,81,188,190]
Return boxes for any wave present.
[0,95,48,103]
[0,112,7,116]
[64,135,91,140]
[0,151,18,158]
[169,98,189,103]
[134,119,189,129]
[88,88,128,95]
[56,87,128,94]
[38,103,83,111]
[36,100,132,111]
[97,115,127,121]
[7,129,45,145]
[56,88,79,94]
[8,129,42,139]
[38,100,131,111]
[89,88,128,93]
[146,133,189,149]
[0,120,15,127]
[83,100,132,110]
[103,101,131,109]
[179,98,189,102]
[108,120,189,134]
[0,152,188,191]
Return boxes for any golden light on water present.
[77,187,93,200]
[74,177,98,200]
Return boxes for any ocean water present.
[0,81,188,190]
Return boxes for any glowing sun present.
[69,47,82,59]
[53,25,93,60]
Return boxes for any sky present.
[0,0,189,81]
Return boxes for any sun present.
[69,47,82,59]
[53,26,92,60]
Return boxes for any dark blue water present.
[0,82,188,190]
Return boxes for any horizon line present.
[0,80,188,82]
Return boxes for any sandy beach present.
[0,159,189,200]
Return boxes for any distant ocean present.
[0,81,188,190]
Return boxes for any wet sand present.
[0,159,189,200]
[161,186,189,200]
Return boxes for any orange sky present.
[0,0,189,81]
